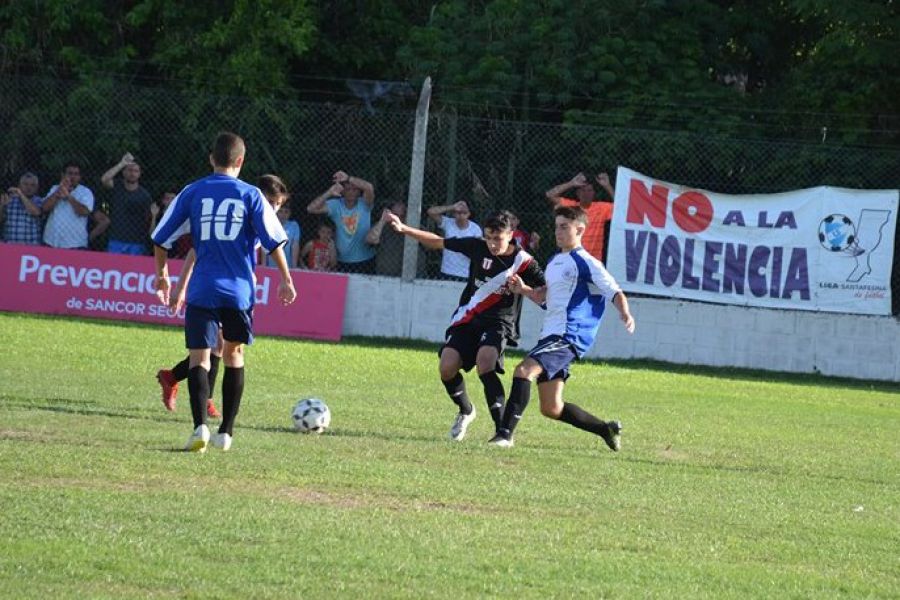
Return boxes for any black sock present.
[442,372,473,415]
[187,366,209,428]
[498,377,531,439]
[172,357,190,381]
[559,402,608,437]
[478,371,505,430]
[207,354,221,399]
[219,366,245,436]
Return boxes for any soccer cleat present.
[487,434,514,448]
[184,424,210,453]
[156,369,178,412]
[206,399,221,419]
[601,420,622,452]
[212,432,232,451]
[448,408,476,441]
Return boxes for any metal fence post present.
[403,76,432,282]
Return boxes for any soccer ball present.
[818,214,856,252]
[291,398,331,434]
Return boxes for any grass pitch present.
[0,312,897,599]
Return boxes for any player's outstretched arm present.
[386,212,444,250]
[613,292,635,333]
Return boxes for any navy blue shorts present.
[441,322,507,373]
[528,335,577,383]
[185,304,254,349]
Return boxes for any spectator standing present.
[1,172,44,245]
[426,200,482,280]
[545,172,616,262]
[42,161,95,249]
[100,153,153,255]
[510,212,540,253]
[268,202,301,268]
[307,170,376,274]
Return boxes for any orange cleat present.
[206,399,222,419]
[156,369,178,412]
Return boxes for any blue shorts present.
[528,335,577,383]
[108,239,148,255]
[185,304,254,349]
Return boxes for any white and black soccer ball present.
[818,214,856,252]
[291,398,331,433]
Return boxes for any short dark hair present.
[62,160,81,172]
[257,174,289,201]
[211,131,245,167]
[482,210,515,232]
[555,205,589,226]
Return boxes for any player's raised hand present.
[385,211,404,232]
[596,172,610,187]
[121,152,135,165]
[154,275,171,306]
[571,173,587,187]
[278,280,297,305]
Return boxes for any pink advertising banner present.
[0,244,348,340]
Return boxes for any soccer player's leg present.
[157,356,189,411]
[439,328,476,441]
[214,308,253,450]
[183,305,217,452]
[491,357,543,447]
[206,331,225,420]
[475,329,507,433]
[535,355,621,451]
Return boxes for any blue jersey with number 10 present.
[151,173,287,310]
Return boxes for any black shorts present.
[185,304,254,349]
[528,335,577,383]
[440,322,507,374]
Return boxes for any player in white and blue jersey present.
[491,205,635,449]
[151,132,297,453]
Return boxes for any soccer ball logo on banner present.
[817,214,857,253]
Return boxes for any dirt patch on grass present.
[0,429,54,443]
[658,445,689,461]
[276,486,490,514]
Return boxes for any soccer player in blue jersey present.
[492,205,635,449]
[152,132,297,453]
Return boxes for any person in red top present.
[545,172,616,262]
[301,221,338,271]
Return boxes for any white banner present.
[606,167,898,315]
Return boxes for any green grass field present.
[1,312,897,599]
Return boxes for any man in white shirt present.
[42,161,95,249]
[426,200,482,280]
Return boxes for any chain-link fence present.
[2,75,899,312]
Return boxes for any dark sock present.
[498,377,531,439]
[172,357,190,381]
[207,354,221,399]
[219,366,245,436]
[187,366,209,428]
[478,371,505,430]
[559,402,609,437]
[442,372,473,415]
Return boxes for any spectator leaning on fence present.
[100,153,153,255]
[1,172,44,245]
[545,172,616,263]
[42,161,95,250]
[307,170,376,274]
[426,200,483,281]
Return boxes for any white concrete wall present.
[341,275,900,382]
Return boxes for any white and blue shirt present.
[151,173,287,310]
[540,247,622,357]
